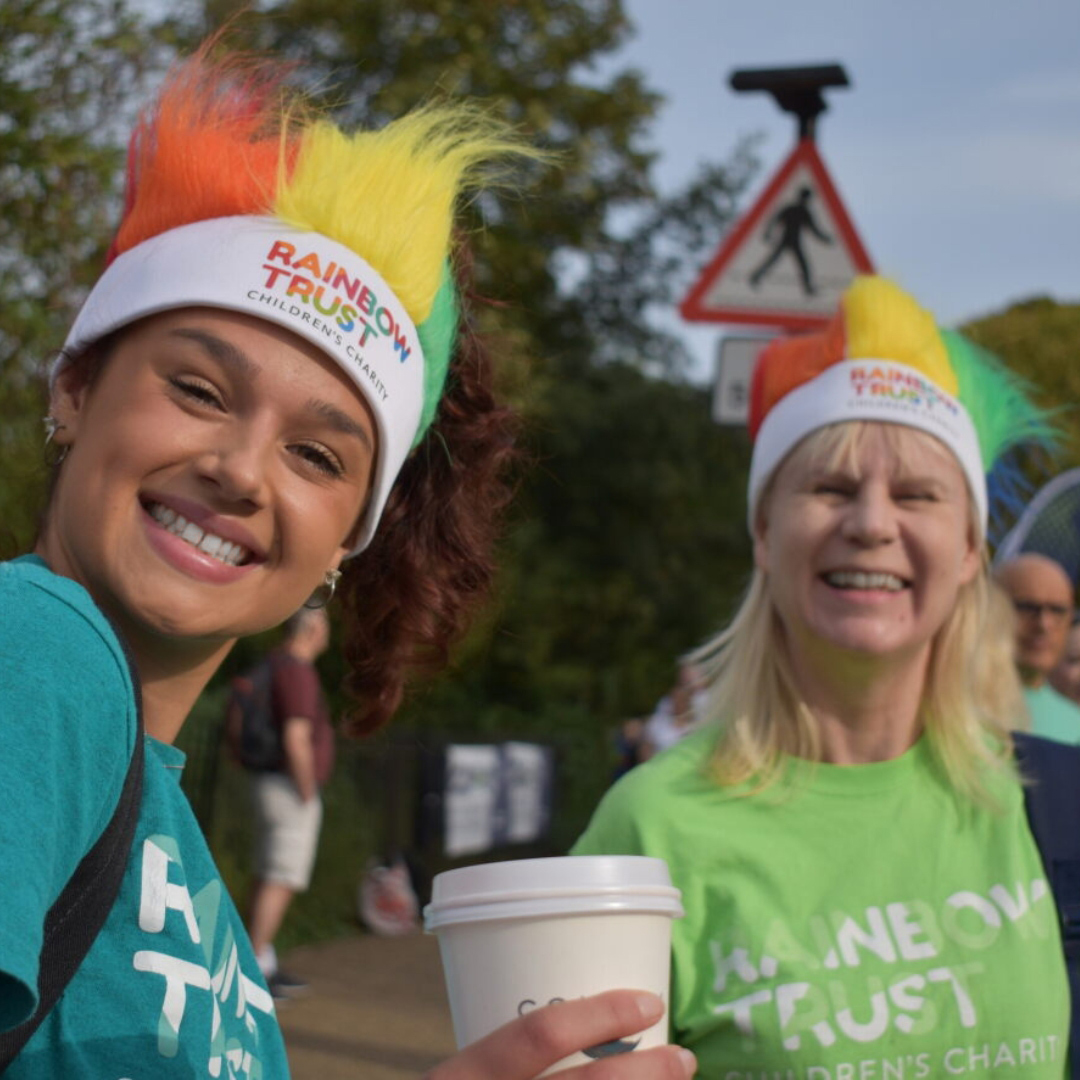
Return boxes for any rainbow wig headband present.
[747,277,1054,538]
[55,46,539,554]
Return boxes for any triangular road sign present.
[681,138,873,330]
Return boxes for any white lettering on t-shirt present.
[139,837,201,943]
[835,909,897,968]
[711,942,760,992]
[779,981,838,1051]
[993,1042,1017,1067]
[703,873,1059,1065]
[988,883,1029,923]
[776,981,812,1049]
[926,966,978,1028]
[833,982,889,1042]
[942,892,1001,950]
[884,904,936,962]
[133,951,212,1056]
[133,834,274,1070]
[887,974,926,1034]
[713,988,773,1033]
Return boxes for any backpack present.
[226,656,284,771]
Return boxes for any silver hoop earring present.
[304,569,342,609]
[43,415,69,466]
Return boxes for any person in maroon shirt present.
[247,607,334,997]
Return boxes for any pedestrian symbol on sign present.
[749,186,833,297]
[680,139,873,330]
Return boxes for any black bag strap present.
[1013,731,1080,1078]
[0,637,145,1070]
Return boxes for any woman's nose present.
[196,431,271,506]
[842,485,898,545]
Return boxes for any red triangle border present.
[680,138,874,330]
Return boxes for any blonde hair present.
[692,422,1023,806]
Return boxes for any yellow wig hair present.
[110,42,545,437]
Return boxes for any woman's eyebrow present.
[306,398,374,454]
[895,472,945,489]
[168,328,259,380]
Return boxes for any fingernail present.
[634,991,664,1022]
[676,1047,697,1075]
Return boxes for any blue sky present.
[607,0,1080,379]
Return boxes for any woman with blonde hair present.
[0,41,695,1080]
[575,277,1071,1075]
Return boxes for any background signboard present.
[712,336,774,426]
[682,139,873,330]
[440,742,555,858]
[442,744,503,858]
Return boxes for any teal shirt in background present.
[0,556,290,1077]
[1023,683,1080,745]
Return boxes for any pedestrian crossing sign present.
[680,138,873,330]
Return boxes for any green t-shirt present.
[1024,685,1080,746]
[0,556,290,1077]
[573,725,1070,1079]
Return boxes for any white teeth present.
[826,570,905,592]
[148,502,250,567]
[198,533,222,558]
[181,521,204,546]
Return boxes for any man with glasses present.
[996,553,1080,745]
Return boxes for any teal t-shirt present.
[574,725,1070,1079]
[1024,684,1080,746]
[0,556,290,1077]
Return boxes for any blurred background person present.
[1050,615,1080,706]
[639,660,707,761]
[245,607,335,999]
[612,716,648,780]
[996,553,1080,745]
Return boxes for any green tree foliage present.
[961,297,1080,552]
[393,362,754,847]
[0,0,180,550]
[459,362,751,717]
[963,296,1080,470]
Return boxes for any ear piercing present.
[304,568,343,609]
[43,415,69,465]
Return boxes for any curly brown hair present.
[336,264,520,736]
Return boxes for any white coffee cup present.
[424,855,683,1076]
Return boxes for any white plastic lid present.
[423,855,684,930]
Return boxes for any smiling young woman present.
[38,310,380,744]
[0,40,697,1080]
[574,277,1076,1076]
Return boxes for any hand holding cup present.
[424,856,687,1078]
[422,990,696,1080]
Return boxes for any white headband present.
[748,359,986,532]
[56,216,426,554]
